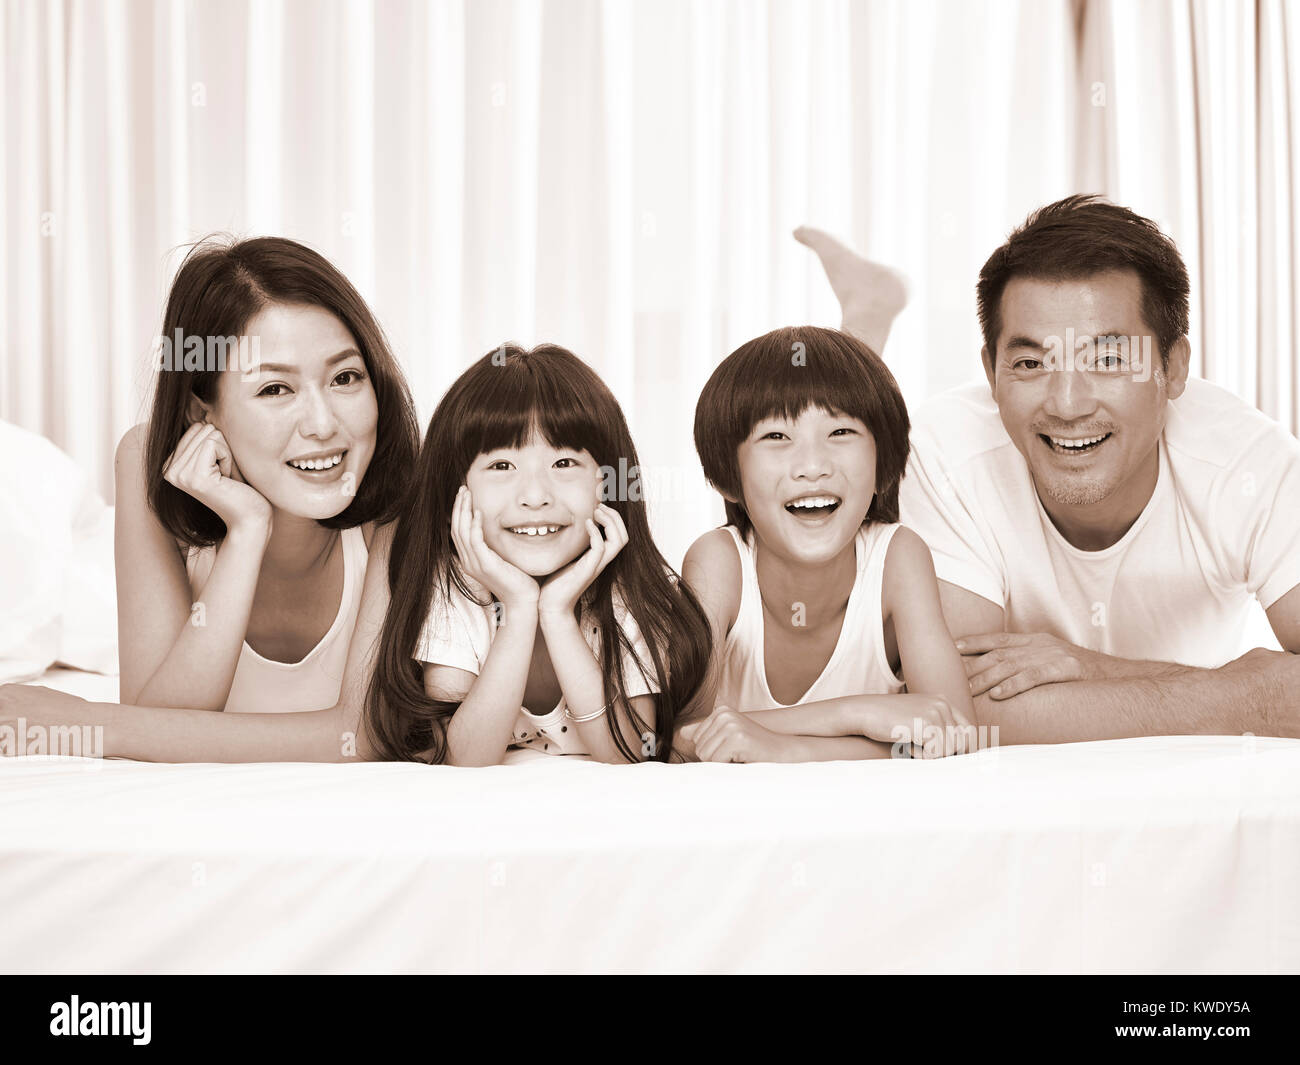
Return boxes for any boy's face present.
[734,405,877,564]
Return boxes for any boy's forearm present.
[783,734,895,761]
[746,699,859,737]
[975,650,1297,744]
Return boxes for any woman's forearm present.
[1,687,356,763]
[108,702,355,762]
[131,523,268,710]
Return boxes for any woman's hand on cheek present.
[162,422,272,536]
[450,487,540,610]
[538,504,628,620]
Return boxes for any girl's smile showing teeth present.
[506,522,567,537]
[286,449,347,474]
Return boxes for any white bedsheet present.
[4,672,1299,974]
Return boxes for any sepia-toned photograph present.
[0,0,1295,1035]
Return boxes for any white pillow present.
[0,420,118,682]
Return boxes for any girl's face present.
[204,303,379,520]
[464,429,601,576]
[734,404,878,565]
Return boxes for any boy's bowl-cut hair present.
[693,326,910,536]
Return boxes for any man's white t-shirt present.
[900,377,1300,667]
[415,578,659,756]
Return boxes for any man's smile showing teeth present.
[286,450,346,472]
[784,494,842,515]
[1040,433,1112,455]
[507,524,565,537]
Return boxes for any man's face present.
[983,270,1189,520]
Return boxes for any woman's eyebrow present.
[251,347,362,375]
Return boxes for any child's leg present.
[794,227,908,355]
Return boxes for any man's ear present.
[187,393,212,425]
[1163,336,1191,401]
[980,346,996,392]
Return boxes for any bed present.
[5,665,1300,974]
[4,426,1299,973]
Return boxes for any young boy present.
[678,326,974,762]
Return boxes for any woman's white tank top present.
[184,525,367,713]
[715,521,905,712]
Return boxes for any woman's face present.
[204,303,379,520]
[463,429,601,576]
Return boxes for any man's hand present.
[956,632,1116,700]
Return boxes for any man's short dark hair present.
[977,195,1190,368]
[693,326,910,536]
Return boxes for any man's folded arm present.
[938,581,1299,744]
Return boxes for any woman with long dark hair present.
[115,236,418,717]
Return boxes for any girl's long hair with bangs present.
[365,343,712,764]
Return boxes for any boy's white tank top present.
[715,521,905,712]
[184,525,366,713]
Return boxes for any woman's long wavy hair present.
[364,344,712,764]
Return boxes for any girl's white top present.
[184,525,366,713]
[415,578,660,756]
[715,521,905,712]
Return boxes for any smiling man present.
[803,196,1300,742]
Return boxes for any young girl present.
[116,235,419,715]
[679,326,975,762]
[363,344,712,766]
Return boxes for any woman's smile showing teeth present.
[286,449,347,475]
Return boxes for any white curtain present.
[5,0,1286,566]
[1079,0,1300,435]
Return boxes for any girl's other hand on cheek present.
[450,486,540,610]
[538,504,628,621]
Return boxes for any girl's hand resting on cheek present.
[538,504,628,620]
[451,486,540,610]
[162,421,272,535]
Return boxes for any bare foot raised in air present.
[794,226,909,355]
